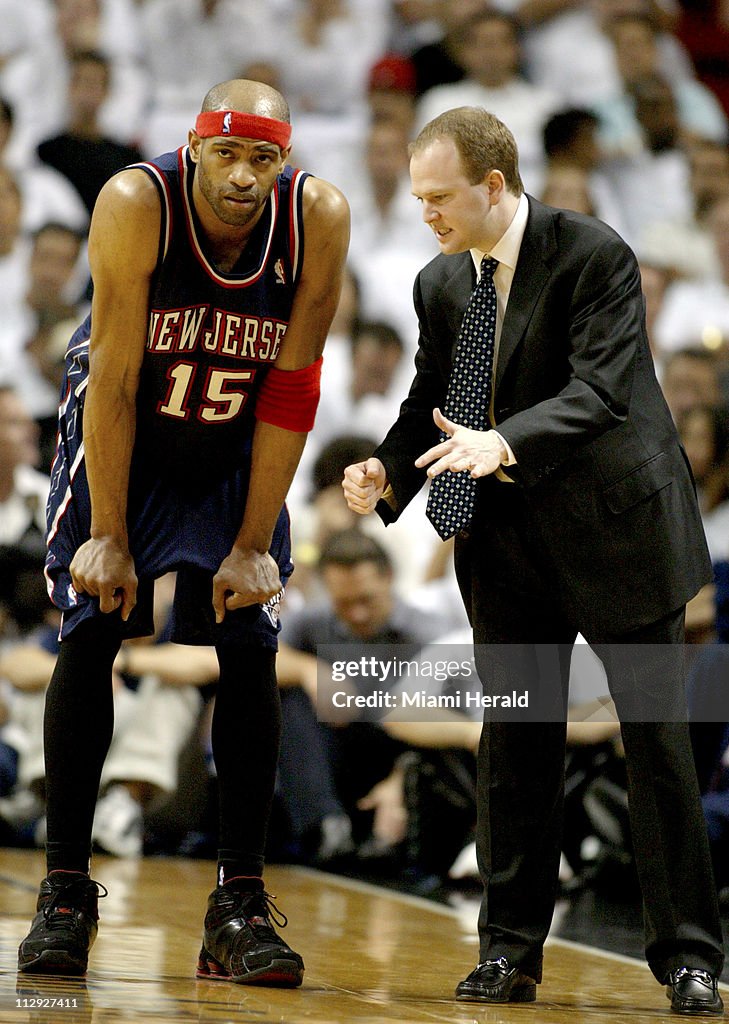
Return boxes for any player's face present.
[191,136,288,228]
[410,138,497,255]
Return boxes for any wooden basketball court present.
[0,848,720,1023]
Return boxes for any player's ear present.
[279,145,291,169]
[188,130,202,163]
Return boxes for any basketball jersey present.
[62,147,310,488]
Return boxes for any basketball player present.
[17,79,350,986]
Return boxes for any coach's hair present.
[410,106,524,195]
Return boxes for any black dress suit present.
[374,197,724,982]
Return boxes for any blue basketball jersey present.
[45,149,306,641]
[61,148,310,486]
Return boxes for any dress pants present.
[453,481,724,983]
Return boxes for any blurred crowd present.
[2,0,729,900]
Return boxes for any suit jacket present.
[375,197,711,634]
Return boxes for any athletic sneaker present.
[17,871,107,976]
[196,877,304,986]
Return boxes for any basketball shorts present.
[45,412,292,648]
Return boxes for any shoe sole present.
[668,1001,724,1016]
[17,949,87,977]
[197,952,303,988]
[456,984,537,1003]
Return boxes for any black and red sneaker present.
[196,877,304,987]
[17,871,107,976]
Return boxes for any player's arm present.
[69,170,161,620]
[212,176,350,619]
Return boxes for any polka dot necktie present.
[426,255,499,540]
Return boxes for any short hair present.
[69,49,110,77]
[0,96,13,128]
[351,319,404,353]
[606,11,658,38]
[311,435,377,496]
[663,346,720,373]
[410,106,524,195]
[677,403,729,462]
[451,7,522,49]
[543,108,597,157]
[0,164,21,201]
[318,528,392,574]
[32,221,86,246]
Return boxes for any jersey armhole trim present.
[127,161,173,267]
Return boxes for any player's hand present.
[415,409,507,479]
[342,458,387,515]
[70,537,138,620]
[212,547,282,623]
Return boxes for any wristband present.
[255,358,323,432]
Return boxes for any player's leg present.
[196,641,304,987]
[18,615,121,975]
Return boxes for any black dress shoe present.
[455,957,537,1003]
[666,968,724,1015]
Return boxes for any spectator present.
[0,166,30,317]
[0,575,213,857]
[541,107,627,234]
[0,97,88,234]
[0,222,88,448]
[274,0,390,121]
[639,260,672,368]
[365,53,419,136]
[406,0,487,98]
[290,433,437,602]
[139,0,277,157]
[677,404,729,564]
[37,50,144,218]
[0,0,56,166]
[659,348,723,422]
[276,529,451,869]
[604,72,694,247]
[42,0,147,147]
[510,0,694,108]
[539,165,596,216]
[654,195,729,356]
[315,319,405,449]
[416,9,559,191]
[345,118,438,268]
[0,386,49,636]
[637,137,729,283]
[594,12,728,159]
[287,262,363,513]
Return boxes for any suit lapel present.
[495,197,556,390]
[445,256,477,361]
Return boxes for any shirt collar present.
[470,192,529,276]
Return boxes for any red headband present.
[194,111,291,149]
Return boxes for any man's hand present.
[212,548,282,623]
[70,537,138,620]
[342,457,387,515]
[415,408,507,479]
[357,768,408,846]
